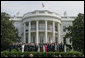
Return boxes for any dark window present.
[26,23,28,26]
[39,11,44,13]
[55,37,57,44]
[55,26,57,31]
[33,36,35,43]
[63,26,66,32]
[26,30,28,32]
[26,33,28,43]
[31,12,36,14]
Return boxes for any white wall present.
[60,17,75,44]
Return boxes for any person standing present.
[59,43,62,52]
[55,43,57,52]
[45,44,47,53]
[49,43,51,52]
[50,44,52,52]
[29,43,31,52]
[22,43,25,52]
[47,43,49,52]
[26,43,28,51]
[57,43,59,52]
[27,43,29,52]
[61,42,64,52]
[35,44,38,52]
[53,43,55,52]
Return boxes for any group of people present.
[9,43,38,52]
[9,42,64,52]
[42,43,64,52]
[22,43,38,52]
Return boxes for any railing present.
[47,25,52,31]
[39,24,45,30]
[25,25,57,32]
[31,25,36,31]
[23,12,61,19]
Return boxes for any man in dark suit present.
[26,43,28,51]
[61,43,64,52]
[17,43,21,51]
[59,43,62,52]
[29,44,31,52]
[30,43,32,51]
[53,43,55,52]
[24,43,26,52]
[14,43,17,50]
[47,43,50,52]
[51,43,54,51]
[9,44,13,51]
[12,43,15,50]
[36,44,38,52]
[47,43,48,52]
[34,43,38,52]
[27,43,29,52]
[50,44,52,52]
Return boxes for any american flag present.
[42,3,45,8]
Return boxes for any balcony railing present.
[25,25,57,32]
[39,24,45,30]
[31,25,36,31]
[47,25,52,31]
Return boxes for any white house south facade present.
[9,10,76,46]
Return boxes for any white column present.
[45,21,47,43]
[53,21,55,43]
[28,21,31,43]
[58,23,61,43]
[24,23,26,43]
[36,21,39,45]
[36,21,40,52]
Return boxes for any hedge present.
[1,50,84,57]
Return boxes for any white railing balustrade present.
[31,25,36,31]
[39,24,45,30]
[48,25,52,31]
[26,24,57,31]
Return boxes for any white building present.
[10,10,76,46]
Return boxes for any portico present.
[23,20,61,45]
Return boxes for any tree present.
[1,12,19,51]
[64,13,84,53]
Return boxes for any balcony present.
[25,24,57,32]
[23,10,61,19]
[31,25,36,31]
[39,24,45,30]
[47,25,52,31]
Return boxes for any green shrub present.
[1,51,83,57]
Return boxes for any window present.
[26,30,28,32]
[31,12,36,14]
[26,23,28,26]
[26,33,28,43]
[48,37,51,43]
[55,37,57,43]
[33,36,35,43]
[48,12,52,14]
[39,11,44,13]
[40,35,43,44]
[55,26,57,31]
[63,26,66,32]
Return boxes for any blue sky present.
[1,1,84,16]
